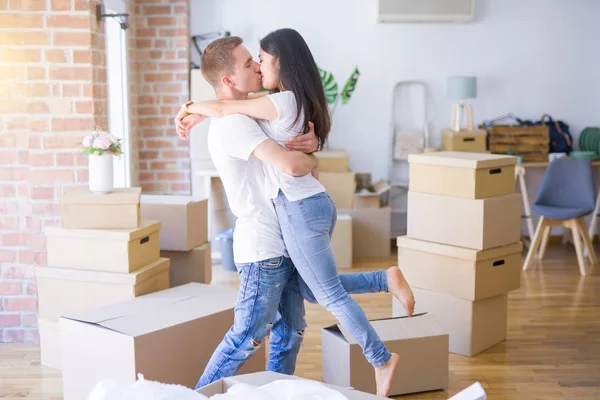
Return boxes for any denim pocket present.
[297,193,334,235]
[261,256,284,269]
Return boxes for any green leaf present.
[318,67,338,105]
[340,67,360,105]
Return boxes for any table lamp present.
[447,76,477,132]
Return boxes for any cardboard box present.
[322,314,449,396]
[442,129,487,153]
[315,149,349,172]
[332,214,353,269]
[393,288,508,357]
[338,207,392,258]
[319,172,356,209]
[60,283,266,400]
[36,258,170,321]
[409,151,517,199]
[354,180,391,208]
[161,242,212,287]
[141,195,208,251]
[397,236,522,301]
[197,371,383,399]
[39,317,61,370]
[45,221,161,273]
[407,192,521,250]
[60,187,141,229]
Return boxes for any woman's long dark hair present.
[260,28,331,144]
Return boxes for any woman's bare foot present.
[387,267,415,316]
[374,352,400,397]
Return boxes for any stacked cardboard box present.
[394,151,522,356]
[141,195,211,287]
[37,187,170,370]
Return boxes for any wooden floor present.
[1,243,599,399]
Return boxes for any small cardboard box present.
[60,283,266,400]
[315,149,349,172]
[407,192,521,250]
[332,214,352,269]
[322,314,449,396]
[197,371,384,399]
[338,207,392,258]
[442,129,487,153]
[141,195,208,251]
[318,172,356,209]
[354,180,391,208]
[39,317,61,370]
[397,236,522,301]
[161,242,212,287]
[393,288,508,357]
[409,151,517,199]
[36,257,170,321]
[45,221,161,273]
[60,187,141,229]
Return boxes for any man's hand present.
[176,114,205,139]
[174,107,189,135]
[285,121,319,153]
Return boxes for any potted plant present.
[319,66,360,115]
[80,128,123,194]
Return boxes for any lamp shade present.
[447,76,477,100]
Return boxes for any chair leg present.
[569,219,588,276]
[537,224,552,260]
[523,217,547,271]
[576,217,597,265]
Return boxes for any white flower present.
[82,135,93,148]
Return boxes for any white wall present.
[191,0,600,181]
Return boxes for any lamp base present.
[451,103,475,132]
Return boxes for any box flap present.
[141,194,207,205]
[355,180,391,197]
[60,187,142,205]
[44,220,160,241]
[35,257,169,285]
[333,313,445,345]
[408,151,517,169]
[397,236,523,261]
[315,149,349,159]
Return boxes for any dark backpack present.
[534,114,573,153]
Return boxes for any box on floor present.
[393,288,508,357]
[337,207,392,258]
[141,195,208,251]
[318,172,356,209]
[321,313,448,396]
[60,187,142,229]
[442,129,488,153]
[161,242,212,286]
[331,214,352,269]
[314,149,349,173]
[45,221,161,273]
[353,180,391,209]
[60,283,265,400]
[39,318,61,370]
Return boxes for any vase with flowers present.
[80,128,123,194]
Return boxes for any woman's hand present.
[285,122,319,153]
[176,114,205,139]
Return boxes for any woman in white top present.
[181,29,414,397]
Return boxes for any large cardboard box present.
[60,283,266,400]
[36,257,170,321]
[338,207,392,258]
[45,221,161,273]
[393,288,508,357]
[331,214,352,269]
[161,242,212,287]
[397,236,522,301]
[322,314,448,396]
[39,317,61,370]
[409,151,517,199]
[442,129,487,153]
[60,187,141,229]
[354,180,391,209]
[141,195,208,251]
[197,371,383,399]
[318,172,356,209]
[315,149,349,173]
[407,192,521,250]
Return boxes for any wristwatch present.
[182,101,194,115]
[317,136,323,152]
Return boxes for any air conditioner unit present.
[377,0,475,23]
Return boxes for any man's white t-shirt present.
[207,114,288,264]
[257,91,325,201]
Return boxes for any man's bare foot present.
[374,352,400,397]
[387,267,415,317]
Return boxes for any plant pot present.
[88,153,114,194]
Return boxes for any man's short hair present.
[200,36,243,87]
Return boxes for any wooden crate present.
[487,125,549,162]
